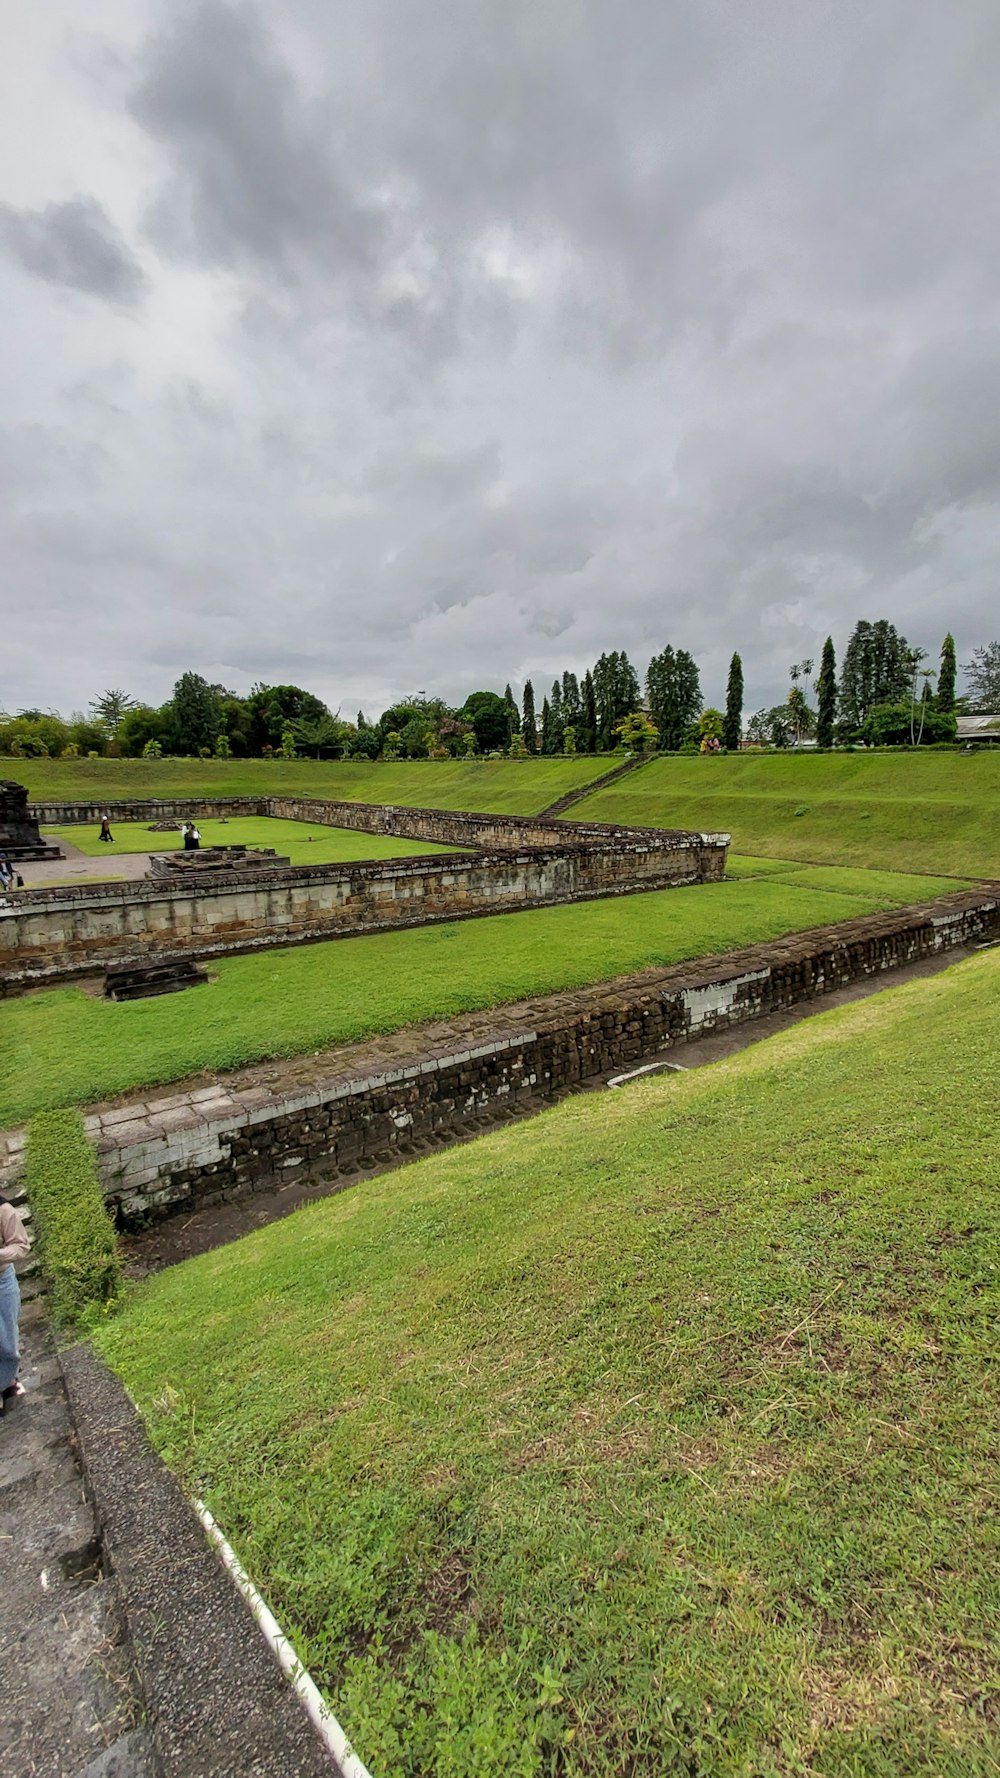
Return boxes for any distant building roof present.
[957,712,1000,738]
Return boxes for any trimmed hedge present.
[24,1110,122,1325]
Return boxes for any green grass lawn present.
[20,756,615,813]
[42,817,461,866]
[0,864,967,1127]
[96,948,1000,1777]
[579,751,1000,877]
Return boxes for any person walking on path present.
[98,815,114,844]
[0,1196,31,1416]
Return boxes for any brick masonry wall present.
[3,801,727,986]
[2,886,987,1228]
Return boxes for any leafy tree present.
[142,738,162,758]
[220,696,252,757]
[614,711,658,752]
[815,637,837,749]
[117,704,167,757]
[863,702,957,746]
[521,680,538,753]
[278,725,297,759]
[248,684,329,753]
[698,708,724,740]
[645,646,702,752]
[89,689,135,734]
[937,634,957,714]
[786,685,816,743]
[838,620,911,733]
[962,641,1000,711]
[747,706,793,748]
[581,671,597,754]
[507,730,529,758]
[722,653,743,751]
[167,672,222,754]
[214,732,231,758]
[348,724,380,760]
[461,691,510,754]
[562,724,577,754]
[289,713,352,758]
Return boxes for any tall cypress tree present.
[839,619,910,731]
[815,637,837,748]
[561,671,581,736]
[937,633,957,713]
[540,695,554,755]
[645,646,702,751]
[549,679,564,746]
[503,682,520,743]
[722,652,743,751]
[521,679,537,753]
[582,670,597,753]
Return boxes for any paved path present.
[22,835,152,889]
[1,1252,156,1777]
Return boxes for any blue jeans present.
[0,1263,21,1393]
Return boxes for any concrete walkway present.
[22,835,152,890]
[1,1255,157,1778]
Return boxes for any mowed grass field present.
[21,756,614,813]
[581,751,1000,877]
[96,950,1000,1777]
[42,817,461,867]
[0,863,968,1127]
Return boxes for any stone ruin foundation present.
[0,780,62,863]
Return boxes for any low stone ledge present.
[61,1343,341,1778]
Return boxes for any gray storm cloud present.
[0,195,145,302]
[2,0,999,717]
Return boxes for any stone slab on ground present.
[0,1295,157,1778]
[61,1344,342,1778]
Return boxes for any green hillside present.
[577,751,1000,876]
[18,756,614,814]
[98,949,1000,1777]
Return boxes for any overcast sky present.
[2,2,998,721]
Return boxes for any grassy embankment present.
[43,817,461,867]
[579,751,1000,877]
[0,864,968,1127]
[20,756,615,813]
[96,949,1000,1777]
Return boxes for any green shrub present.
[24,1110,122,1326]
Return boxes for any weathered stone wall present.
[16,886,989,1228]
[30,791,722,857]
[29,796,268,826]
[1,829,726,988]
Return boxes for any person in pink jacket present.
[0,1196,31,1414]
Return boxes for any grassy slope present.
[0,866,967,1127]
[20,756,613,813]
[42,817,460,866]
[97,950,1000,1778]
[577,752,1000,876]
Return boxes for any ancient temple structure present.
[0,780,63,861]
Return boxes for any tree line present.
[2,629,998,762]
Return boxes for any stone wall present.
[30,791,720,856]
[1,824,726,988]
[15,885,989,1228]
